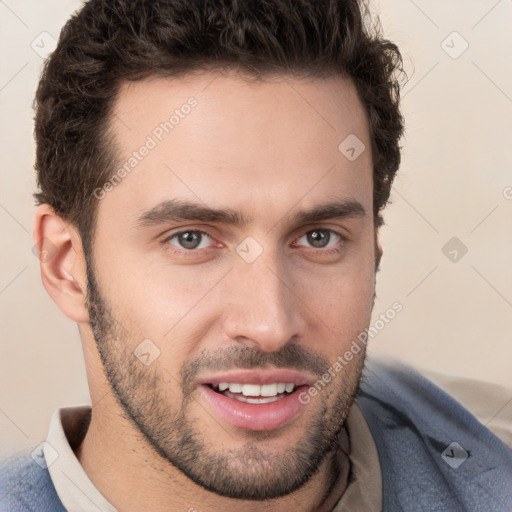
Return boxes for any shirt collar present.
[45,402,381,512]
[46,405,118,512]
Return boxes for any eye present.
[165,230,214,250]
[295,229,342,249]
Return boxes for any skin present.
[35,70,381,512]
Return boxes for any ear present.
[374,227,383,273]
[33,204,89,323]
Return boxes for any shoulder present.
[419,366,512,449]
[355,357,512,511]
[0,446,65,512]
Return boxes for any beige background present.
[1,0,511,459]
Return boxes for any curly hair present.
[34,0,405,249]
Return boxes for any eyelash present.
[160,228,346,257]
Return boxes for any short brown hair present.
[34,0,405,250]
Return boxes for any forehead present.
[102,71,373,227]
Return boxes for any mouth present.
[198,370,313,431]
[205,381,300,404]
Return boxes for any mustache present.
[180,343,331,393]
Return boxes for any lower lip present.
[200,384,308,431]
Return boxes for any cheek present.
[311,279,375,342]
[298,252,376,350]
[96,253,228,355]
[301,245,375,309]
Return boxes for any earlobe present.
[33,204,90,323]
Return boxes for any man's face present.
[85,71,377,500]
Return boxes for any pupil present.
[307,230,329,248]
[179,231,201,249]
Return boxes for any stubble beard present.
[84,255,367,500]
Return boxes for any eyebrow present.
[134,198,366,228]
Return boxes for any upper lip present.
[198,369,315,387]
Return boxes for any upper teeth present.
[217,383,295,396]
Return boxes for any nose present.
[222,252,307,353]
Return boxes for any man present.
[1,0,511,510]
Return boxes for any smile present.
[208,382,297,404]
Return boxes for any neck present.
[75,395,351,512]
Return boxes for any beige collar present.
[45,402,382,512]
